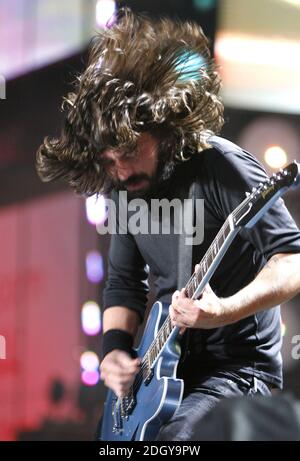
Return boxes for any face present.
[101,132,161,198]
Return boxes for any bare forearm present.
[103,306,140,337]
[224,253,300,322]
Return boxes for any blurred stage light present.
[281,321,287,337]
[96,0,117,28]
[215,32,300,113]
[238,117,300,172]
[216,34,300,69]
[81,370,100,386]
[86,250,104,284]
[280,0,300,8]
[264,146,288,170]
[80,351,100,372]
[85,194,107,226]
[81,301,101,335]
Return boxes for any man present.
[36,10,300,440]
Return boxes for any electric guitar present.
[99,161,300,441]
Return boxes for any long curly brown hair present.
[36,8,224,196]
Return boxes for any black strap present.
[177,181,195,290]
[177,181,196,365]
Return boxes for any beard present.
[110,144,177,200]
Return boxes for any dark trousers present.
[156,370,272,441]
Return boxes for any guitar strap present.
[177,180,197,364]
[177,181,196,289]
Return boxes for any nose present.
[115,158,135,182]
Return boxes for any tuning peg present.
[245,191,251,197]
[252,187,257,193]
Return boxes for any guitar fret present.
[143,221,235,377]
[159,335,163,350]
[193,277,197,291]
[150,348,154,364]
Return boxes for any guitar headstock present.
[234,161,300,228]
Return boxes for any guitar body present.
[99,301,184,441]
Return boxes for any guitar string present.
[119,178,282,411]
[184,188,258,295]
[121,217,236,408]
[120,195,255,410]
[120,173,292,412]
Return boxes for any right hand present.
[100,349,141,398]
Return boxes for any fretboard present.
[142,215,235,370]
[185,216,233,299]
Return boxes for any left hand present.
[170,280,233,333]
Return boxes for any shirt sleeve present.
[102,191,149,322]
[204,138,300,261]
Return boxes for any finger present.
[120,353,140,365]
[171,304,186,317]
[169,305,177,326]
[177,288,187,300]
[115,356,141,370]
[172,290,180,303]
[102,371,138,392]
[108,355,140,371]
[106,375,136,387]
[102,361,139,377]
[179,326,186,336]
[110,383,132,398]
[169,306,185,327]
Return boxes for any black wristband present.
[101,329,134,360]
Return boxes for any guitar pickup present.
[143,368,154,385]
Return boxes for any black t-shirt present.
[103,136,300,388]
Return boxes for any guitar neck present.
[144,213,240,369]
[185,214,238,299]
[121,161,300,411]
[143,160,300,368]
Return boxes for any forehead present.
[101,132,156,159]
